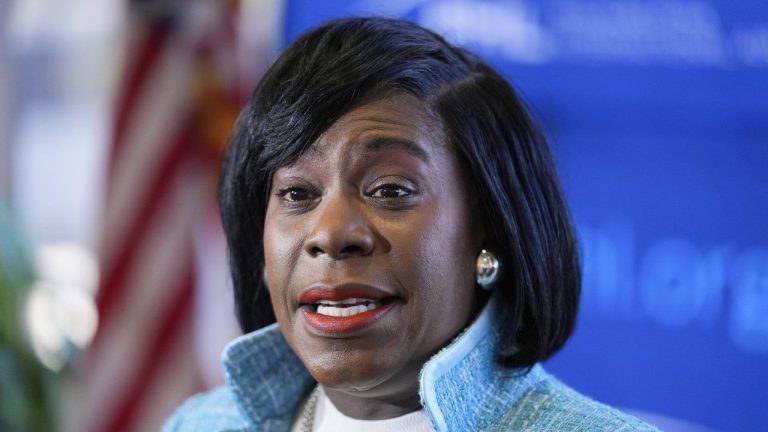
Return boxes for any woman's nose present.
[303,195,375,259]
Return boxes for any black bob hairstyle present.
[219,17,580,367]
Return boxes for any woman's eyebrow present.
[360,136,430,162]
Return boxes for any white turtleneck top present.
[291,386,434,432]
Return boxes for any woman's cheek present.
[263,222,294,314]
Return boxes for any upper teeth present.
[315,300,380,317]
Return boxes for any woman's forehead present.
[301,94,446,162]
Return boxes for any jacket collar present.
[418,292,545,431]
[221,322,313,429]
[221,292,544,430]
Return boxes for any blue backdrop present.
[281,1,768,430]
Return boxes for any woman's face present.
[263,94,482,404]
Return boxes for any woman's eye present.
[369,184,413,199]
[276,187,314,202]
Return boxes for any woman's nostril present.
[339,244,366,256]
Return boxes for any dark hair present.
[219,17,580,367]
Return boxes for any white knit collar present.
[311,386,433,432]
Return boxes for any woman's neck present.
[322,385,423,420]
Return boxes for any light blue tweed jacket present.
[164,294,659,431]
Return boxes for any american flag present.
[66,1,279,430]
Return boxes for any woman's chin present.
[301,350,399,392]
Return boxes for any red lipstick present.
[299,284,398,334]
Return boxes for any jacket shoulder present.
[163,386,250,431]
[493,376,660,432]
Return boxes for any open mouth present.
[298,285,400,334]
[305,297,396,317]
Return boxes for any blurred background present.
[0,0,765,431]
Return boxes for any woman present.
[165,17,657,431]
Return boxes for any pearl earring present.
[476,249,500,290]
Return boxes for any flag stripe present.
[102,38,195,268]
[104,264,196,432]
[96,124,194,339]
[111,22,170,172]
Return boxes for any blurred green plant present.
[0,204,59,432]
